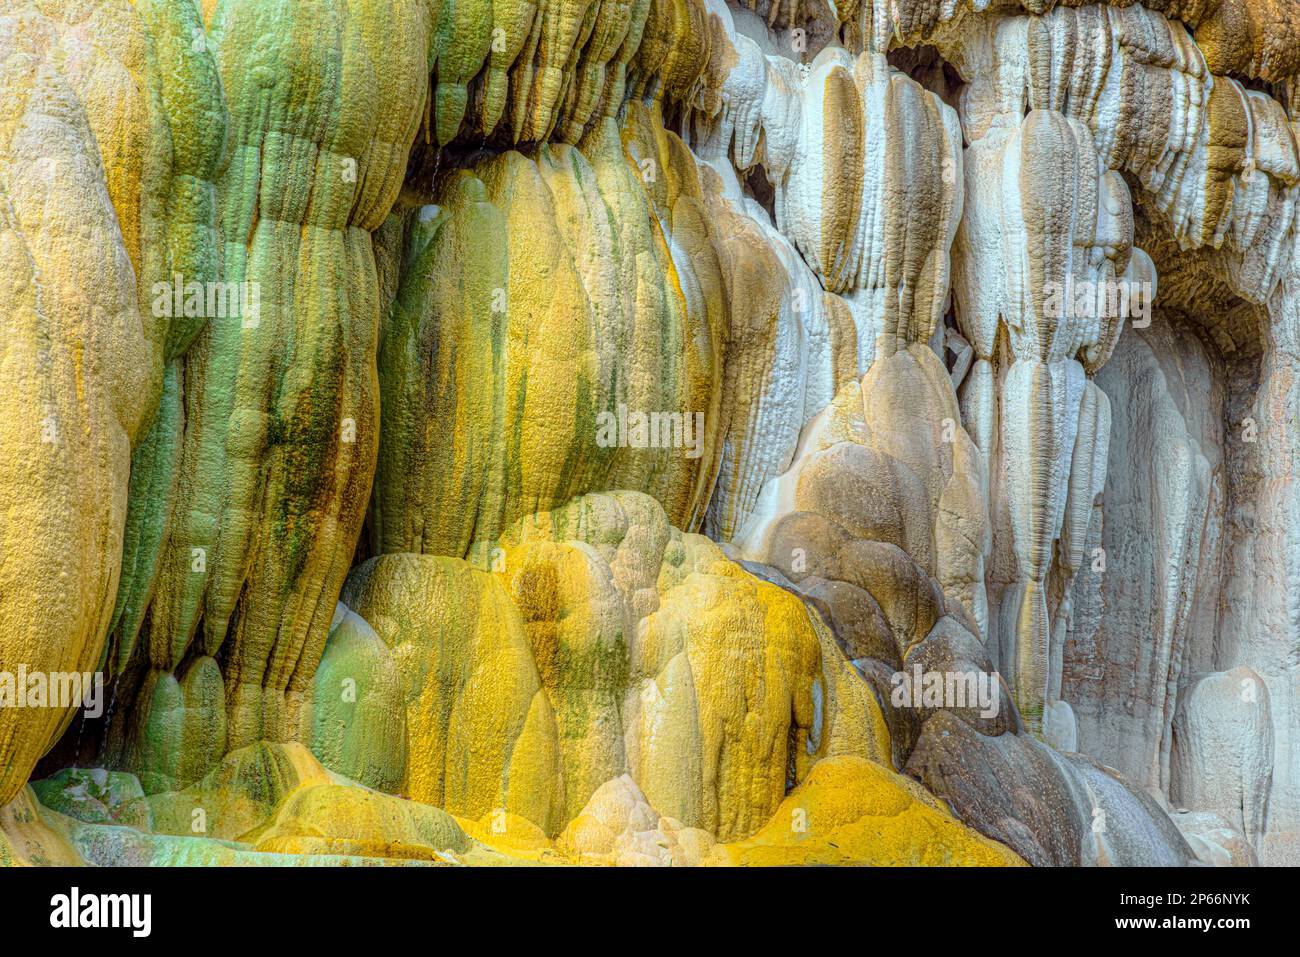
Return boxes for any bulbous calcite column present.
[112,0,434,790]
[947,14,1145,733]
[372,110,727,556]
[108,0,229,675]
[332,491,888,841]
[0,0,201,803]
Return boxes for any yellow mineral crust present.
[6,742,543,865]
[8,740,1022,865]
[714,755,1027,866]
[0,787,84,867]
[335,491,891,842]
[0,14,155,805]
[4,1,163,297]
[373,117,725,555]
[339,553,567,835]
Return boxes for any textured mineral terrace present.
[0,0,1296,866]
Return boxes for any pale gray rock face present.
[1063,316,1299,863]
[715,0,1300,867]
[905,711,1196,866]
[1044,700,1079,753]
[1172,667,1273,853]
[1171,810,1259,867]
[1064,323,1220,798]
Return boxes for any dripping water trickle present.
[429,146,443,197]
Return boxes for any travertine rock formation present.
[0,0,170,806]
[2,0,1299,868]
[334,491,890,840]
